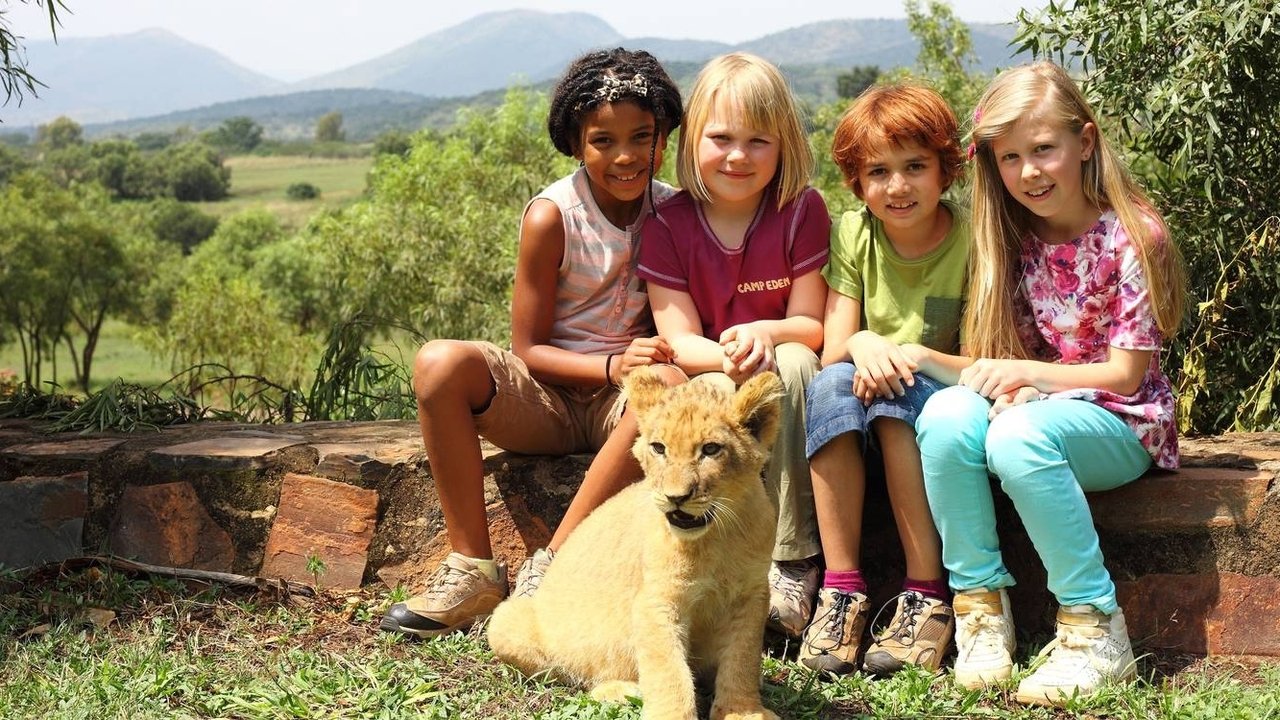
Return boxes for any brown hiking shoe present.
[862,591,956,675]
[379,552,507,638]
[767,557,821,638]
[799,588,870,676]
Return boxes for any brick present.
[149,436,306,471]
[311,436,421,482]
[261,473,378,588]
[1118,573,1280,656]
[1091,467,1272,532]
[0,472,88,568]
[109,482,235,571]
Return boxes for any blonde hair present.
[677,52,814,210]
[966,61,1186,359]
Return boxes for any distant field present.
[0,319,173,396]
[195,154,376,228]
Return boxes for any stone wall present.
[0,418,1276,657]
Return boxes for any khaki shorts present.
[469,341,626,455]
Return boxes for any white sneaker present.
[767,558,820,638]
[512,547,555,599]
[952,588,1016,689]
[1015,605,1137,706]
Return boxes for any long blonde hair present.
[677,52,814,210]
[966,61,1185,359]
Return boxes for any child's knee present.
[414,340,493,401]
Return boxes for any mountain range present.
[0,10,1028,138]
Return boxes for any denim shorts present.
[804,361,947,459]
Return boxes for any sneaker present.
[798,588,870,676]
[767,557,820,637]
[379,552,507,638]
[1014,605,1137,706]
[862,590,956,676]
[512,547,554,599]
[952,588,1016,688]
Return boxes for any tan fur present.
[488,369,784,720]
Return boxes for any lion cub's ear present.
[623,366,668,419]
[732,371,784,448]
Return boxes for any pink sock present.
[904,577,949,601]
[824,569,867,596]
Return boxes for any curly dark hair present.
[546,47,683,158]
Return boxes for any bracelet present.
[604,354,616,387]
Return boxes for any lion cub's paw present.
[711,706,778,720]
[590,680,641,704]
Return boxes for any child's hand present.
[960,358,1034,399]
[848,331,918,399]
[988,385,1044,419]
[852,371,880,406]
[720,323,776,380]
[613,336,676,384]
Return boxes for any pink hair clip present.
[966,142,977,160]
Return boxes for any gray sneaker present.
[379,552,507,638]
[767,557,820,637]
[512,547,555,599]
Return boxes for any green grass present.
[196,154,375,229]
[2,565,1277,719]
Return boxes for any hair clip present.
[973,107,983,124]
[966,142,977,160]
[574,74,649,112]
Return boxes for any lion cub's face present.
[625,370,783,538]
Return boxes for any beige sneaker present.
[798,588,870,676]
[379,552,507,638]
[512,547,555,599]
[1014,605,1137,706]
[767,557,820,637]
[862,591,956,676]
[952,588,1016,688]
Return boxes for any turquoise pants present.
[915,386,1151,613]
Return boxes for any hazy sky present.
[8,1,1046,81]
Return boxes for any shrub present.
[286,182,321,200]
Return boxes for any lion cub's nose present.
[665,490,694,507]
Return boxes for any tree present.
[836,66,882,99]
[145,197,218,254]
[159,141,230,201]
[904,0,985,113]
[315,111,345,143]
[0,0,62,109]
[35,114,81,149]
[205,116,262,153]
[1016,0,1280,433]
[373,129,412,158]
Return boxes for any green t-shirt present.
[821,199,970,353]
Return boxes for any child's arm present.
[900,344,974,386]
[648,284,730,376]
[958,346,1152,399]
[721,269,825,377]
[819,287,860,367]
[512,199,672,387]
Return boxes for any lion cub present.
[487,368,783,720]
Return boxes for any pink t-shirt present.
[636,187,830,338]
[1017,210,1179,469]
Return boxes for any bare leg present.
[414,340,497,559]
[809,432,866,572]
[875,418,943,581]
[549,364,686,550]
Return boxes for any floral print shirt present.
[1017,211,1179,469]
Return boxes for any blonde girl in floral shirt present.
[915,62,1185,706]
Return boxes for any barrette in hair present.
[593,73,649,103]
[966,142,977,160]
[973,107,983,124]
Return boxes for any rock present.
[108,482,235,571]
[0,472,88,568]
[260,473,378,588]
